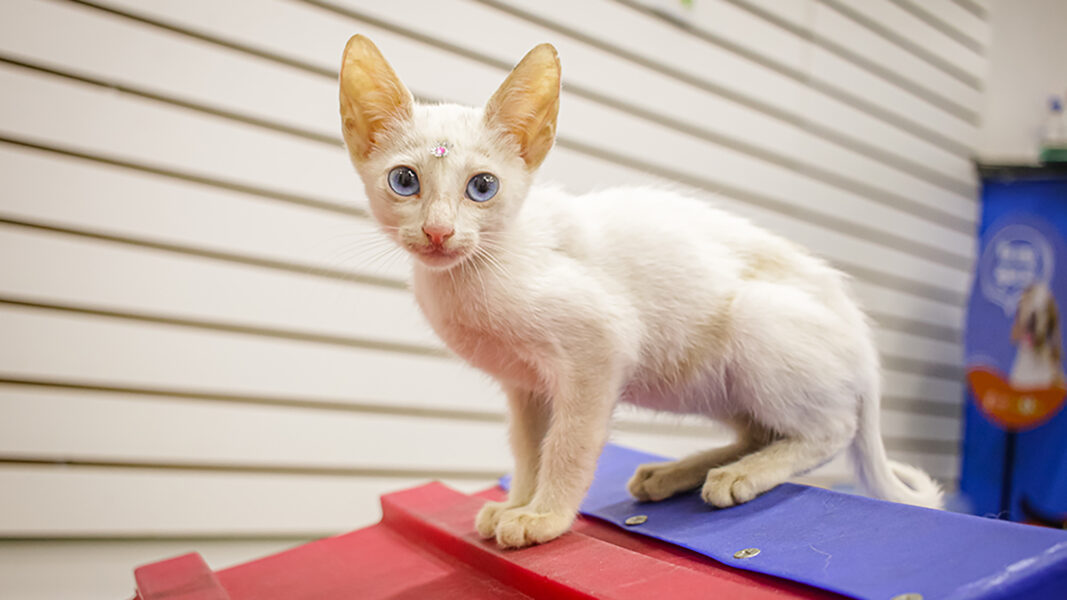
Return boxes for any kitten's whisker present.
[480,250,510,282]
[327,237,401,273]
[358,244,406,274]
[475,242,515,281]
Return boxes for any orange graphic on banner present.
[967,367,1067,431]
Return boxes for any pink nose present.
[422,224,455,246]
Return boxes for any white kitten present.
[339,36,943,549]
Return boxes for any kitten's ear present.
[339,35,414,163]
[485,43,561,170]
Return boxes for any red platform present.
[133,482,841,599]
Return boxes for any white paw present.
[701,466,763,508]
[627,461,685,502]
[475,500,512,539]
[493,507,575,549]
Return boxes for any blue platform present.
[506,444,1067,600]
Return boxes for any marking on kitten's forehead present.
[430,142,450,158]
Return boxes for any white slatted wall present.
[0,0,989,596]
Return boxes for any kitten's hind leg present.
[701,433,849,508]
[628,425,764,502]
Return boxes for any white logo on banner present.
[979,224,1055,316]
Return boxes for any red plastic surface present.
[134,483,841,599]
[133,552,229,600]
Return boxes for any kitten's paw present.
[475,500,513,539]
[627,461,687,502]
[494,507,575,549]
[701,466,762,508]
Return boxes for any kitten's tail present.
[850,390,945,510]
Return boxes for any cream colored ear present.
[485,43,561,170]
[339,35,414,162]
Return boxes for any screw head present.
[624,515,648,526]
[733,547,761,559]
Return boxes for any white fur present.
[341,42,943,549]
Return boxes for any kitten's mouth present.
[410,244,468,269]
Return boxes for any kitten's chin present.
[411,246,470,271]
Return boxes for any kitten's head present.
[339,35,560,270]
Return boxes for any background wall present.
[976,0,1067,163]
[0,0,988,597]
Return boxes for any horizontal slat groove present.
[0,215,406,290]
[0,535,317,542]
[67,0,336,79]
[867,313,960,343]
[725,0,981,130]
[0,54,340,147]
[882,355,964,381]
[0,376,501,422]
[0,213,963,343]
[886,0,984,54]
[883,438,958,455]
[804,74,972,163]
[0,436,956,476]
[0,295,448,359]
[0,451,955,478]
[0,288,961,379]
[612,0,974,196]
[0,463,495,535]
[0,134,365,221]
[0,457,504,481]
[818,0,983,93]
[952,0,987,20]
[68,0,978,240]
[881,396,962,419]
[0,376,961,431]
[838,261,965,306]
[550,139,972,270]
[0,438,958,473]
[711,0,977,158]
[0,378,959,455]
[0,382,958,466]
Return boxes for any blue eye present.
[388,166,420,196]
[466,173,499,202]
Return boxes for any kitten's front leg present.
[493,370,618,548]
[476,388,550,538]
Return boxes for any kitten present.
[339,36,944,549]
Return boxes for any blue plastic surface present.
[504,444,1067,600]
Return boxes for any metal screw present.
[733,547,761,559]
[891,595,923,600]
[624,515,648,526]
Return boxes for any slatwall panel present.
[0,0,987,596]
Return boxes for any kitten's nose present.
[422,224,455,246]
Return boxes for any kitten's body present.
[340,37,943,549]
[417,183,863,422]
